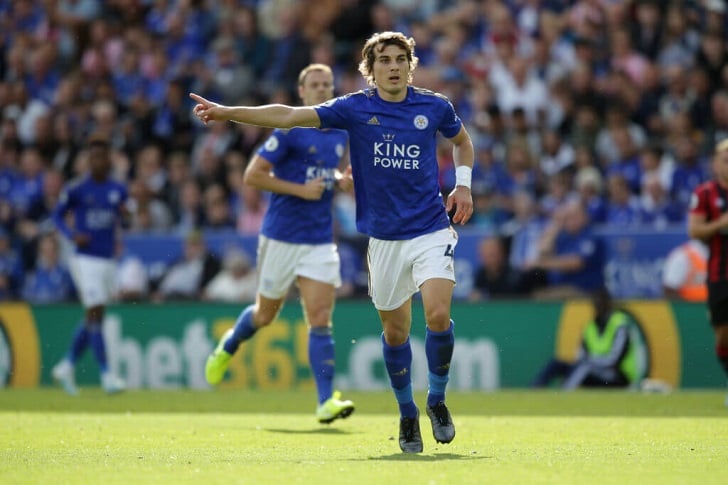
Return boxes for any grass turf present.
[1,389,726,484]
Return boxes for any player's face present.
[299,70,335,106]
[713,150,728,184]
[372,44,410,101]
[88,146,111,178]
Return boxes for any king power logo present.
[373,133,421,170]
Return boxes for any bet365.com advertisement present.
[0,300,721,390]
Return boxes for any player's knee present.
[305,306,333,328]
[423,306,450,331]
[382,326,409,346]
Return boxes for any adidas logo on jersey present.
[367,116,380,125]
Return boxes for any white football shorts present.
[367,227,458,311]
[68,254,117,308]
[256,236,341,299]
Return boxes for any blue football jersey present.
[258,127,349,244]
[52,176,128,259]
[315,86,462,240]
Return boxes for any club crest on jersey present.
[264,136,279,152]
[335,143,344,157]
[413,115,428,130]
[109,191,120,204]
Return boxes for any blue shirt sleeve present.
[314,96,351,130]
[52,186,74,239]
[256,129,291,165]
[438,97,462,139]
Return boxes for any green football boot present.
[316,390,355,424]
[205,329,234,385]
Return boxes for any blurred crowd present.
[1,0,727,303]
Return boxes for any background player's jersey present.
[52,177,128,259]
[690,180,728,283]
[315,86,462,240]
[258,127,348,244]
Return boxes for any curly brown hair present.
[358,31,419,87]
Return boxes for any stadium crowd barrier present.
[1,299,720,390]
[123,225,688,301]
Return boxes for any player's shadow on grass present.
[263,427,353,435]
[365,452,490,462]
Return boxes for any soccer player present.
[688,138,728,406]
[191,32,475,453]
[204,64,355,424]
[50,135,127,395]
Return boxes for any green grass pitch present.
[1,389,726,484]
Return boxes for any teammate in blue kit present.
[204,64,355,424]
[192,32,474,453]
[51,135,128,395]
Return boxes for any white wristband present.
[455,165,472,189]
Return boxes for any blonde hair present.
[715,139,728,155]
[298,63,333,86]
[358,31,418,87]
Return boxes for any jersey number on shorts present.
[444,244,454,257]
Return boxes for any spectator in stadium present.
[670,135,709,211]
[662,239,708,302]
[688,139,728,405]
[532,287,640,389]
[526,199,604,299]
[153,229,220,302]
[0,226,23,301]
[538,130,575,178]
[501,190,547,292]
[16,168,65,269]
[173,179,205,236]
[50,135,127,396]
[202,247,257,303]
[638,171,684,228]
[201,183,235,230]
[605,173,641,226]
[235,183,268,235]
[539,171,576,219]
[573,165,607,224]
[115,251,149,303]
[469,235,523,301]
[201,63,355,426]
[191,31,474,453]
[8,146,45,220]
[21,232,75,304]
[605,126,642,194]
[126,178,173,233]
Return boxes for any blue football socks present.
[68,323,90,364]
[309,326,335,404]
[223,305,258,355]
[383,335,418,418]
[87,322,108,373]
[426,320,454,408]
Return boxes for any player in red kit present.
[688,139,728,405]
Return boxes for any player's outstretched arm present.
[189,93,321,129]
